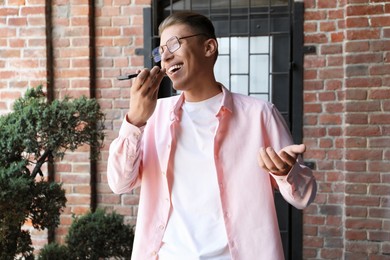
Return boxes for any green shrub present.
[66,209,134,259]
[0,86,105,258]
[37,243,70,260]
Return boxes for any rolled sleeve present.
[107,119,145,194]
[270,161,317,209]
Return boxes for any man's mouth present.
[168,64,183,74]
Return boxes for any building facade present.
[0,0,389,258]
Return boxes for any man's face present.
[160,24,207,91]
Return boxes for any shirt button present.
[159,224,165,230]
[151,251,157,256]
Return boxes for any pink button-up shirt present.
[107,86,316,260]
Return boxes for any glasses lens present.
[167,37,180,53]
[151,47,161,62]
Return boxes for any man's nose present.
[161,48,173,62]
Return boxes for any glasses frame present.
[151,33,206,62]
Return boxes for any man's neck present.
[183,82,222,102]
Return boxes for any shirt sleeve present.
[107,118,144,194]
[270,161,317,209]
[266,105,317,209]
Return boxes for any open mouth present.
[168,64,183,74]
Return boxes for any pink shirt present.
[107,86,317,260]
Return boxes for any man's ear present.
[204,38,218,57]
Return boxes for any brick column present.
[344,1,390,258]
[50,0,95,244]
[303,0,390,259]
[303,0,347,259]
[95,0,148,225]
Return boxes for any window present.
[215,36,272,101]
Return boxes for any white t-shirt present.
[159,92,231,260]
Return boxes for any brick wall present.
[0,0,49,250]
[0,0,147,251]
[94,0,146,225]
[1,0,389,258]
[50,0,148,245]
[0,0,47,115]
[50,0,94,244]
[303,0,390,259]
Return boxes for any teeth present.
[168,64,182,73]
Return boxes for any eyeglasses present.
[151,33,205,63]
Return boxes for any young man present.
[107,11,316,260]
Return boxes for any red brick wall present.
[50,0,94,244]
[94,0,146,225]
[0,0,49,250]
[0,0,148,250]
[303,0,390,259]
[0,0,47,115]
[50,0,149,245]
[1,0,390,258]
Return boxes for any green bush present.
[0,86,105,258]
[66,209,134,259]
[37,243,70,260]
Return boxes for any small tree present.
[0,86,105,259]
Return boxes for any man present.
[107,11,316,260]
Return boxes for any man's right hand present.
[126,66,166,127]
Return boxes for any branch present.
[31,150,52,178]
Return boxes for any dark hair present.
[158,11,216,40]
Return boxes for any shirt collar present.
[219,84,234,114]
[171,83,233,120]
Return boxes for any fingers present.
[278,150,296,169]
[284,144,306,157]
[134,66,166,94]
[149,67,166,99]
[126,66,166,127]
[258,144,306,175]
[258,147,291,175]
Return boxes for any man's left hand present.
[258,144,306,176]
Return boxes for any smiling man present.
[107,11,316,260]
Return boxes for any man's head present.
[157,11,219,95]
[157,11,219,64]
